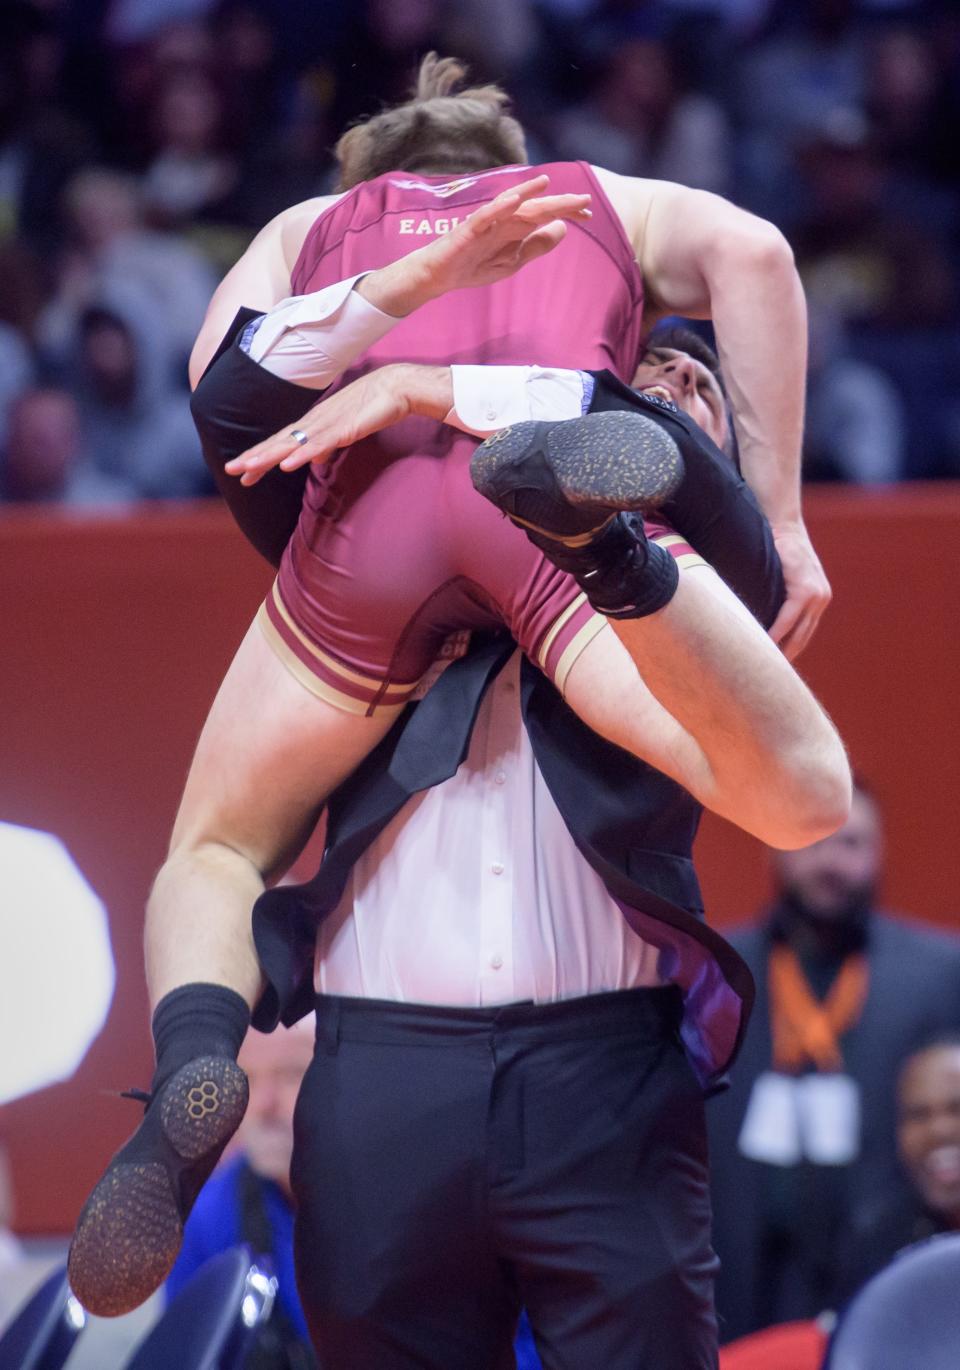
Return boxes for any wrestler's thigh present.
[560,564,751,796]
[561,615,708,794]
[169,618,397,875]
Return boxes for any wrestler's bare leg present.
[147,618,397,1009]
[69,620,397,1317]
[563,563,850,850]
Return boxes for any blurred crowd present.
[1,0,959,506]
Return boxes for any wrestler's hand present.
[768,520,832,659]
[356,174,592,316]
[225,363,454,486]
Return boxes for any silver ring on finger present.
[289,429,309,446]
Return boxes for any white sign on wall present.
[0,822,116,1106]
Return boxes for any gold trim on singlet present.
[554,613,609,697]
[674,551,708,570]
[536,591,590,673]
[256,605,408,719]
[650,532,707,572]
[268,582,422,691]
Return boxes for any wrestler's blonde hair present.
[334,53,527,190]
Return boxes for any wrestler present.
[69,57,850,1359]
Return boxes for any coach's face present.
[632,347,728,449]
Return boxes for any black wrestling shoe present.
[586,370,786,628]
[470,410,683,544]
[470,411,683,618]
[68,1055,248,1316]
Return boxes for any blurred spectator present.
[56,283,209,500]
[865,22,960,192]
[803,303,906,482]
[791,109,957,330]
[779,88,960,477]
[0,0,955,501]
[737,0,867,129]
[7,274,207,504]
[439,0,538,89]
[708,777,960,1339]
[106,0,219,48]
[0,1142,59,1333]
[212,4,289,162]
[0,3,96,252]
[550,35,732,192]
[141,69,240,226]
[835,1035,960,1303]
[0,321,34,449]
[734,0,867,220]
[166,1021,317,1369]
[0,387,131,505]
[208,4,336,221]
[38,167,216,364]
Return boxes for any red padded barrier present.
[0,487,958,1232]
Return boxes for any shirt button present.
[490,954,503,970]
[494,771,506,785]
[491,862,504,876]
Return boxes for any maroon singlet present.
[257,163,699,716]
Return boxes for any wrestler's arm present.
[594,169,827,659]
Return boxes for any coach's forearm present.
[706,226,808,530]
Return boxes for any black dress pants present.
[291,987,719,1370]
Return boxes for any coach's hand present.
[769,519,832,659]
[225,363,454,486]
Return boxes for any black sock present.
[150,983,250,1096]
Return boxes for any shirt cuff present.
[245,274,400,388]
[447,366,590,436]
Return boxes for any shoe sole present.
[470,411,682,540]
[68,1056,248,1317]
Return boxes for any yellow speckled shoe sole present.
[469,411,683,540]
[68,1056,248,1317]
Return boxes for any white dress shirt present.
[315,653,663,1005]
[246,278,660,1004]
[243,274,400,387]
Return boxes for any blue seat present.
[825,1232,960,1370]
[122,1246,275,1370]
[0,1263,85,1370]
